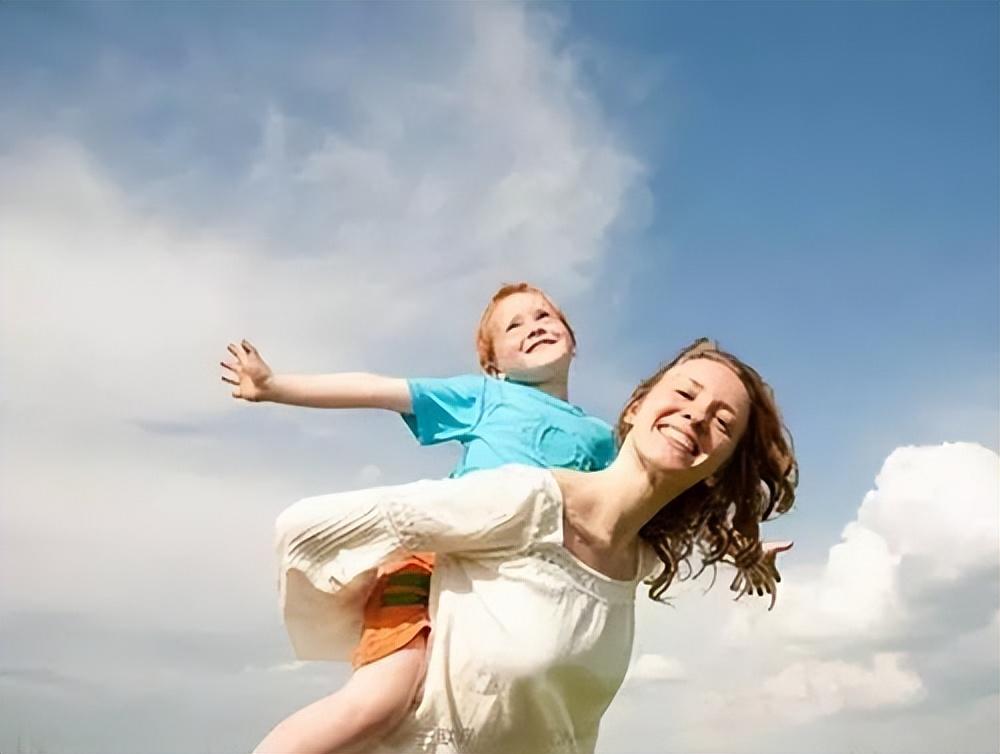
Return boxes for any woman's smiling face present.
[624,357,752,479]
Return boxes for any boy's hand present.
[221,339,273,402]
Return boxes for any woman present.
[264,339,797,754]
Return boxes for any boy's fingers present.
[220,360,239,374]
[221,375,238,386]
[241,339,256,354]
[227,343,245,364]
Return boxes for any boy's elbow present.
[369,376,412,413]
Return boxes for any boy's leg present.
[253,633,426,754]
[254,556,434,754]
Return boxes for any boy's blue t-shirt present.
[401,374,616,478]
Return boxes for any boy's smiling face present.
[487,291,574,383]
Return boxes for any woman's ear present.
[483,363,505,379]
[622,398,640,425]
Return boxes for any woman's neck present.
[554,450,695,550]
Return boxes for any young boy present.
[223,283,617,753]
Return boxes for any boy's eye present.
[716,417,730,434]
[676,390,693,399]
[506,321,520,332]
[536,311,550,319]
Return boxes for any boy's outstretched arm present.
[220,339,412,413]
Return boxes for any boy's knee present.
[336,693,409,743]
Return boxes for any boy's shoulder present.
[484,379,613,427]
[408,373,487,394]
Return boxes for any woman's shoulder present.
[458,465,564,542]
[446,465,562,515]
[463,463,559,490]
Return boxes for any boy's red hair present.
[475,283,576,374]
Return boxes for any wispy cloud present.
[0,4,646,751]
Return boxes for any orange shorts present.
[351,553,435,669]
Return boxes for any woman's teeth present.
[657,425,696,454]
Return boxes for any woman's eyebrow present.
[688,377,736,415]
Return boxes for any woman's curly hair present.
[616,339,798,607]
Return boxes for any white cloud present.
[600,444,998,754]
[624,653,688,685]
[758,653,925,725]
[770,443,999,644]
[857,443,998,579]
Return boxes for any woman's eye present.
[676,390,692,399]
[537,311,550,319]
[716,418,730,434]
[506,322,520,332]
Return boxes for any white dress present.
[276,465,659,754]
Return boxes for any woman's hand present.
[221,339,273,402]
[728,540,793,610]
[761,539,793,564]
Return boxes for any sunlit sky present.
[1,2,997,752]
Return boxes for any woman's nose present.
[683,409,706,426]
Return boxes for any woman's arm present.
[277,466,559,659]
[221,339,411,412]
[279,466,556,571]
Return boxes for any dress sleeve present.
[275,465,562,659]
[399,374,487,445]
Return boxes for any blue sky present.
[1,2,997,753]
[567,0,999,548]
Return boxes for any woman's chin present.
[647,446,714,477]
